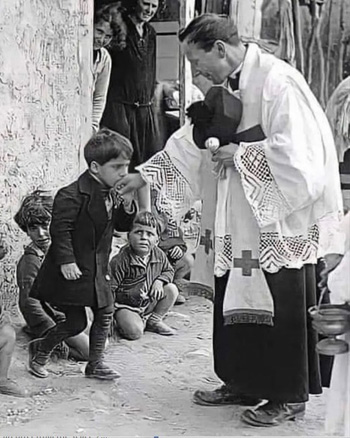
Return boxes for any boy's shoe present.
[0,379,28,398]
[175,294,186,305]
[85,361,121,380]
[146,319,175,336]
[28,338,50,378]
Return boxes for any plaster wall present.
[0,0,93,309]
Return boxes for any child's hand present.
[60,262,82,281]
[168,246,184,261]
[120,190,135,212]
[150,279,165,301]
[112,183,135,212]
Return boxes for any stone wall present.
[0,0,93,309]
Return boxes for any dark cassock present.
[102,16,160,171]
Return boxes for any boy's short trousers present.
[114,300,157,322]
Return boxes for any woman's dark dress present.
[102,17,160,171]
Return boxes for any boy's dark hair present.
[14,190,54,233]
[84,128,133,166]
[131,211,159,234]
[178,13,240,52]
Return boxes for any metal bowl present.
[316,338,349,356]
[309,304,350,335]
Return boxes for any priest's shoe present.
[85,361,121,380]
[193,385,261,406]
[241,401,306,427]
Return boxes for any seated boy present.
[110,211,178,340]
[28,128,136,380]
[0,240,27,397]
[14,190,89,362]
[151,196,194,305]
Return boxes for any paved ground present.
[0,296,328,437]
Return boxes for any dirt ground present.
[0,295,328,437]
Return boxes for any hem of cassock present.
[212,266,330,403]
[223,311,273,326]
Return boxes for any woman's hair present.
[178,13,240,52]
[121,0,165,17]
[95,2,127,50]
[84,128,133,166]
[14,190,54,233]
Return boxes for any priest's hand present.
[211,143,239,168]
[115,173,146,196]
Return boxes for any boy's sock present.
[85,307,120,380]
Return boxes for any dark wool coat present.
[30,171,136,308]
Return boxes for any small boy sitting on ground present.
[15,190,89,362]
[28,128,136,380]
[110,211,178,340]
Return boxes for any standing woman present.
[92,3,127,133]
[102,0,160,171]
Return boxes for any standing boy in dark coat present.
[29,128,136,380]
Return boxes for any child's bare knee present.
[184,253,194,270]
[122,326,143,341]
[164,283,179,299]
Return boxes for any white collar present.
[230,63,243,79]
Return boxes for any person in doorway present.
[110,211,178,339]
[15,190,90,362]
[115,14,343,427]
[28,128,137,380]
[102,0,160,171]
[92,3,127,133]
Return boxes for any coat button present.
[105,274,111,281]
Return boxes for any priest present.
[116,13,344,427]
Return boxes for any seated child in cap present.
[151,192,194,305]
[110,211,178,339]
[15,190,90,362]
[186,85,265,151]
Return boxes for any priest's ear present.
[214,40,227,58]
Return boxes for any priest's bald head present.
[179,14,246,85]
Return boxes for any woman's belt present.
[116,99,153,108]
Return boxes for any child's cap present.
[187,86,242,149]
